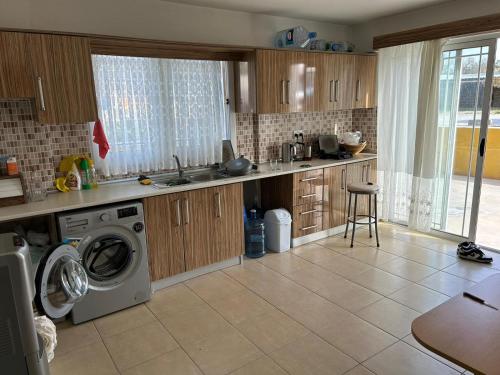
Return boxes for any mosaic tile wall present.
[352,108,377,153]
[0,100,90,193]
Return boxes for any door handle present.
[334,80,339,102]
[479,138,486,157]
[362,165,366,182]
[183,198,189,225]
[341,169,345,190]
[329,80,333,102]
[356,79,361,102]
[37,77,46,111]
[175,199,181,226]
[366,165,370,181]
[215,192,222,218]
[286,80,290,104]
[280,80,285,104]
[300,177,319,182]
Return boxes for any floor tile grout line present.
[220,266,363,367]
[180,278,296,375]
[89,320,122,374]
[143,302,208,375]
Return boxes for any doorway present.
[433,37,500,250]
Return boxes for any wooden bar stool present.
[344,182,380,248]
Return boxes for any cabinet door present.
[336,54,355,110]
[353,55,377,109]
[256,49,281,114]
[305,52,324,112]
[323,165,347,229]
[143,194,186,281]
[285,51,306,113]
[27,34,97,124]
[0,32,33,98]
[293,201,323,238]
[212,183,244,261]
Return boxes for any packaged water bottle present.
[245,209,266,258]
[274,26,317,49]
[309,39,327,51]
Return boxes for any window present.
[91,55,231,177]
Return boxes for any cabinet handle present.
[300,177,319,182]
[215,192,222,218]
[300,209,318,215]
[355,79,361,102]
[175,199,181,226]
[183,198,189,225]
[280,80,285,104]
[329,80,333,102]
[301,225,318,231]
[362,165,366,182]
[341,169,345,190]
[37,77,46,111]
[300,193,316,199]
[286,80,290,104]
[334,80,339,102]
[366,165,370,182]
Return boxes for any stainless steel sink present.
[186,172,227,182]
[152,170,228,188]
[153,177,191,187]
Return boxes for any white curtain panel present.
[91,55,230,176]
[377,40,443,231]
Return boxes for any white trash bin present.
[264,209,292,252]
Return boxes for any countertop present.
[0,154,376,223]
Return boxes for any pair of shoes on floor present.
[457,242,493,263]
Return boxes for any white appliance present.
[264,209,292,252]
[36,201,152,324]
[0,233,50,374]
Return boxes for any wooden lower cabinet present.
[323,164,347,229]
[143,192,186,281]
[144,183,244,281]
[293,201,323,238]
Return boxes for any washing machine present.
[35,201,151,324]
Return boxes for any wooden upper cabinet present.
[27,34,98,124]
[0,32,34,98]
[256,49,306,113]
[305,53,323,112]
[353,55,377,109]
[321,54,355,111]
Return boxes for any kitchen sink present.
[152,170,228,188]
[186,172,227,182]
[153,177,191,187]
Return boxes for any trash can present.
[264,209,292,252]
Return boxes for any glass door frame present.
[438,37,498,243]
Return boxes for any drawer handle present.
[300,177,319,182]
[299,193,316,198]
[300,209,318,215]
[215,192,222,218]
[183,198,189,225]
[175,199,181,226]
[301,225,318,231]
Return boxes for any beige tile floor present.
[50,223,500,375]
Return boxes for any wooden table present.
[412,273,500,375]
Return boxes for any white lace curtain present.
[91,55,230,176]
[377,40,443,232]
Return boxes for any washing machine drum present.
[35,244,89,319]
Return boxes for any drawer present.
[292,202,323,238]
[293,170,324,206]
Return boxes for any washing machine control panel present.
[99,213,111,222]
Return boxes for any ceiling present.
[163,0,453,24]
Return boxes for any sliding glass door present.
[433,38,497,245]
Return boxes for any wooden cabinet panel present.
[321,54,354,111]
[256,49,281,114]
[282,50,306,113]
[184,183,244,272]
[305,52,323,112]
[0,32,33,98]
[293,169,324,206]
[292,201,323,238]
[144,193,186,281]
[353,55,377,109]
[323,165,347,229]
[26,34,97,124]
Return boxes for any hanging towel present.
[93,119,110,159]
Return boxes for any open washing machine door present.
[34,244,89,320]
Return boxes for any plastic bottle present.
[6,156,18,175]
[80,159,92,190]
[309,39,327,51]
[88,159,98,189]
[66,162,81,191]
[245,209,266,258]
[274,26,317,49]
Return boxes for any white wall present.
[353,0,500,51]
[0,0,351,48]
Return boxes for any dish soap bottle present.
[80,159,92,190]
[88,159,98,189]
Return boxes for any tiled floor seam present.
[220,267,363,366]
[142,302,207,375]
[86,321,121,374]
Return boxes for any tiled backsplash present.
[1,100,377,193]
[236,108,377,163]
[0,100,90,193]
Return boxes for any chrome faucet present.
[173,154,183,178]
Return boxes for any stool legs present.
[350,194,358,248]
[344,192,352,239]
[368,194,372,238]
[374,193,379,247]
